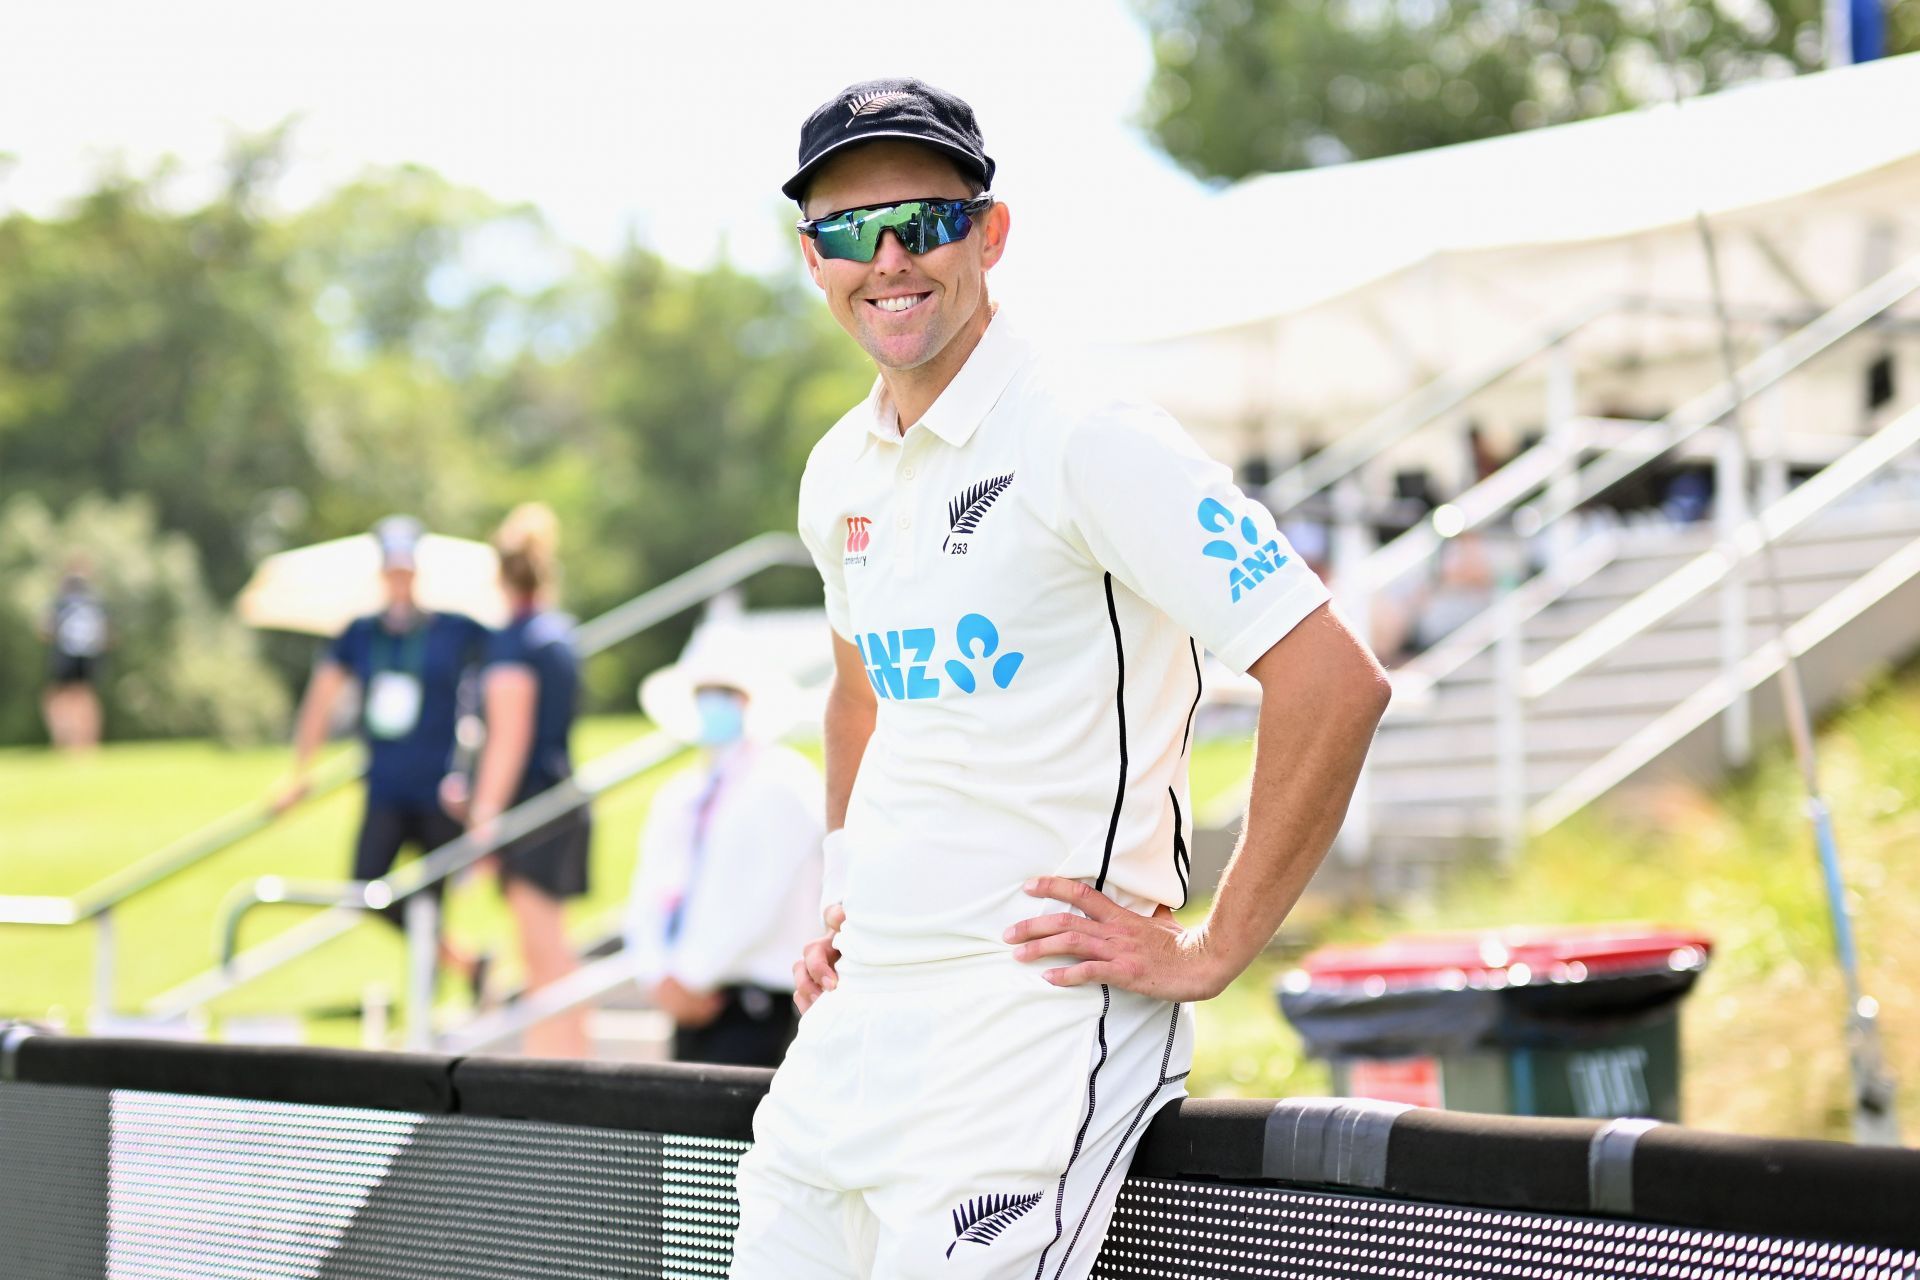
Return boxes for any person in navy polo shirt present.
[459,503,591,1057]
[275,515,488,993]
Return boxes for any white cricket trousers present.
[729,955,1192,1279]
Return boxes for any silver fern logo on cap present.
[846,90,913,126]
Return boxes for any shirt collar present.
[862,308,1030,447]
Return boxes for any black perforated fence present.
[1,1033,1915,1279]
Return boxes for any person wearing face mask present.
[274,515,489,993]
[625,639,824,1067]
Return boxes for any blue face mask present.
[694,689,747,747]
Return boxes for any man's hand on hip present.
[1006,877,1232,1003]
[792,903,846,1014]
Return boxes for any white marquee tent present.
[1050,53,1920,447]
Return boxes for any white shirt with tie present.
[625,742,825,994]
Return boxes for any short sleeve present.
[799,503,853,644]
[1061,405,1329,674]
[326,618,369,675]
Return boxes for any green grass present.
[0,716,682,1033]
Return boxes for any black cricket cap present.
[783,77,995,205]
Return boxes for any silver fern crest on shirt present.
[947,1192,1042,1257]
[945,472,1013,553]
[845,91,913,125]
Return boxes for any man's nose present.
[871,228,914,270]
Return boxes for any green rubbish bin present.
[1277,925,1711,1121]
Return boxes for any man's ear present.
[799,233,828,291]
[978,202,1011,272]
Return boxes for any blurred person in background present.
[274,515,488,994]
[459,503,591,1058]
[39,554,109,752]
[626,643,823,1067]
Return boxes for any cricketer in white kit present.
[728,78,1391,1280]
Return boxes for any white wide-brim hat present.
[639,635,804,745]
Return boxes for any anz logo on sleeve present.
[1198,498,1289,604]
[856,613,1025,702]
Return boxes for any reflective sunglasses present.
[797,195,994,263]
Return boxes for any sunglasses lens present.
[932,204,971,247]
[816,203,917,262]
[810,200,981,261]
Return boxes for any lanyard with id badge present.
[364,623,429,741]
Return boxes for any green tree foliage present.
[0,130,871,744]
[569,252,871,706]
[0,143,323,598]
[1136,0,1920,181]
[0,494,288,744]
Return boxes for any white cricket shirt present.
[798,311,1329,968]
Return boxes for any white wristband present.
[820,828,849,921]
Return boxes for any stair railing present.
[147,730,684,1043]
[1490,398,1920,850]
[1209,257,1920,847]
[1341,254,1920,674]
[1266,295,1615,515]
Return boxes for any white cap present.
[638,631,802,745]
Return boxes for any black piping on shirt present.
[1053,1003,1188,1278]
[1033,984,1112,1279]
[1180,637,1201,757]
[1169,788,1190,911]
[1095,573,1127,894]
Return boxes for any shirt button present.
[897,514,911,530]
[903,465,916,479]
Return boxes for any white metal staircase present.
[1181,258,1920,898]
[1369,486,1920,862]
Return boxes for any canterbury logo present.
[845,90,912,125]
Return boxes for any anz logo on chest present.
[1197,498,1290,604]
[856,613,1025,701]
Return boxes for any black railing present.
[2,1030,1914,1278]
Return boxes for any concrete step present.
[1522,574,1857,644]
[1404,662,1717,722]
[1367,805,1501,842]
[1561,501,1920,602]
[1365,757,1589,807]
[1371,709,1662,768]
[1427,616,1836,684]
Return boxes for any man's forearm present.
[822,682,875,832]
[1200,615,1390,981]
[289,664,347,774]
